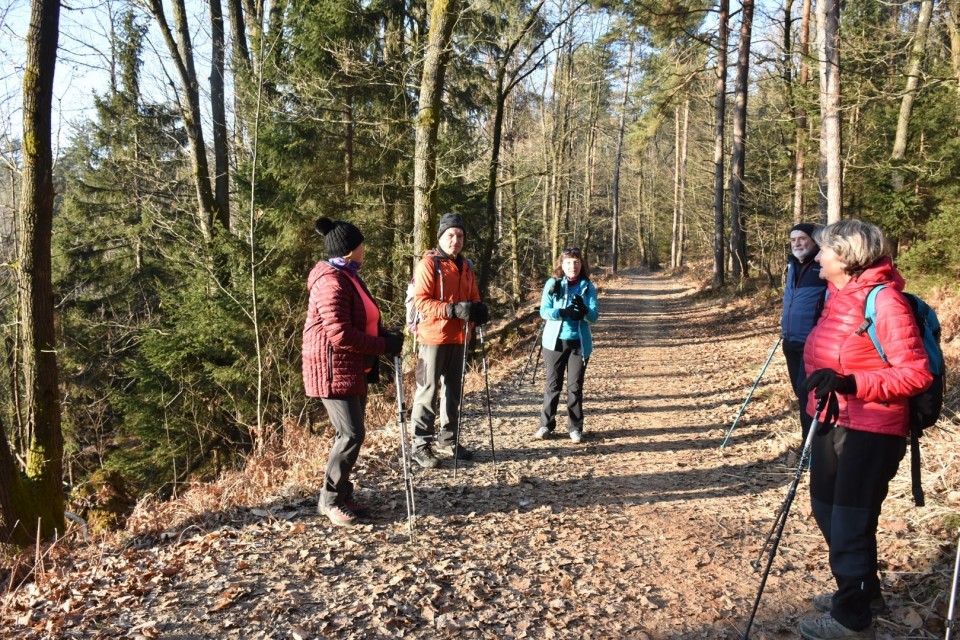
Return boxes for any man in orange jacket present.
[410,213,489,468]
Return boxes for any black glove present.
[470,302,490,324]
[384,332,405,356]
[816,393,840,436]
[566,307,585,321]
[571,295,588,315]
[557,307,571,319]
[804,368,857,399]
[452,301,473,321]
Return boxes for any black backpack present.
[862,285,945,506]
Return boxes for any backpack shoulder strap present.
[863,284,889,364]
[431,254,444,299]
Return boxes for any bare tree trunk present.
[817,0,842,224]
[713,0,729,288]
[345,88,354,196]
[145,0,220,242]
[891,0,933,189]
[945,1,960,91]
[210,0,230,232]
[671,106,681,269]
[792,0,812,223]
[413,0,459,259]
[611,40,633,273]
[677,99,689,268]
[730,0,755,283]
[3,0,65,545]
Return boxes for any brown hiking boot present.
[345,499,370,517]
[321,504,357,527]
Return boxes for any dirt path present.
[6,270,942,640]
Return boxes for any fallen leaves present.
[2,272,957,639]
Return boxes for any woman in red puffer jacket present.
[302,217,404,528]
[797,220,932,640]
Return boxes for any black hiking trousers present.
[783,339,814,440]
[540,339,588,433]
[810,426,905,631]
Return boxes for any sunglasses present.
[562,247,582,256]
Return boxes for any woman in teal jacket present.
[534,248,600,443]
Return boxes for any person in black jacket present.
[780,222,827,439]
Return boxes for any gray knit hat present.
[316,217,364,257]
[437,213,466,240]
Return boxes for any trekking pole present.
[516,311,544,390]
[720,335,783,449]
[454,319,471,480]
[477,325,498,471]
[946,528,960,640]
[393,354,416,538]
[740,395,828,640]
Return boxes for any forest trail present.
[4,270,944,640]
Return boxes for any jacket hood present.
[307,260,337,290]
[844,256,905,294]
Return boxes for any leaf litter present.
[2,269,959,639]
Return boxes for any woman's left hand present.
[804,368,857,398]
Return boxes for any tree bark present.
[730,0,754,283]
[413,0,459,259]
[4,0,65,545]
[792,0,812,223]
[712,0,729,288]
[611,40,633,274]
[677,99,689,268]
[891,0,933,189]
[210,0,230,232]
[145,0,219,242]
[816,0,842,224]
[945,1,960,92]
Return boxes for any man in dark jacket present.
[781,222,827,439]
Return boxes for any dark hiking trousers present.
[411,343,465,451]
[810,426,905,631]
[320,395,367,510]
[783,339,813,439]
[540,340,588,433]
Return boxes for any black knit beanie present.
[790,222,817,241]
[316,217,364,257]
[437,213,466,240]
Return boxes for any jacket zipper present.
[327,343,334,383]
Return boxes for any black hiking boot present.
[413,447,441,469]
[440,444,474,461]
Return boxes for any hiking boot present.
[812,592,887,615]
[345,499,370,517]
[569,430,582,443]
[440,444,474,461]
[798,614,875,640]
[321,504,357,527]
[534,426,551,439]
[413,447,441,469]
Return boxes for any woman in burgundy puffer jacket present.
[797,220,932,640]
[303,217,404,527]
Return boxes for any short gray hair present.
[813,220,890,275]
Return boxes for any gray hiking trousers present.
[411,343,465,452]
[319,395,366,509]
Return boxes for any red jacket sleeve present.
[852,287,933,403]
